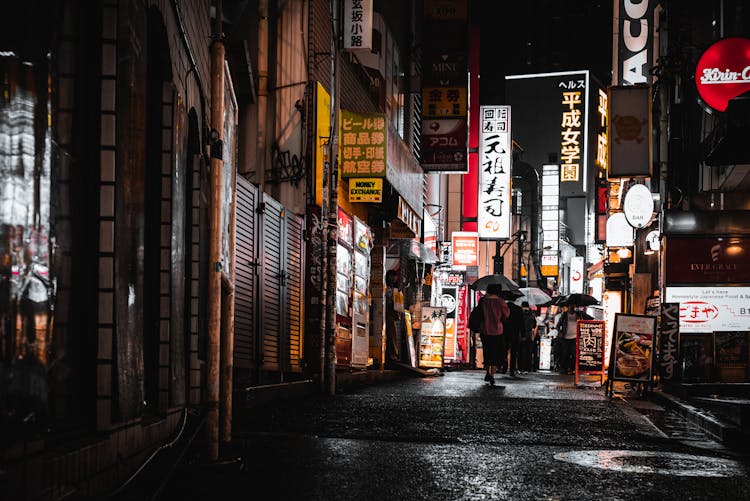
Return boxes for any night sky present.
[475,0,613,105]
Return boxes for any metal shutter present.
[234,176,258,369]
[285,212,305,373]
[260,194,284,371]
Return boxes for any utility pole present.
[324,0,340,396]
[206,0,225,462]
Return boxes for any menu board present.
[715,331,749,368]
[418,306,446,368]
[608,314,656,384]
[576,321,606,378]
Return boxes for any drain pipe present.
[257,0,269,192]
[206,0,226,462]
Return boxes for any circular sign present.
[646,230,660,251]
[623,184,654,229]
[440,294,456,314]
[694,37,750,113]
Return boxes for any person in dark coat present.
[519,301,536,373]
[501,294,524,378]
[556,304,593,374]
[474,283,510,386]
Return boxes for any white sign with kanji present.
[665,287,750,333]
[478,105,511,240]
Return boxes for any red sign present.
[694,37,750,112]
[451,231,479,267]
[665,237,750,284]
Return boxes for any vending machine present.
[335,209,354,367]
[351,216,372,368]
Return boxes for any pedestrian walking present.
[519,301,536,372]
[556,304,593,374]
[468,283,509,386]
[502,295,523,377]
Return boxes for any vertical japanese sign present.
[339,109,386,178]
[560,88,583,183]
[442,287,458,361]
[343,0,372,51]
[420,0,468,173]
[478,106,511,240]
[659,303,680,382]
[541,164,559,275]
[596,89,608,172]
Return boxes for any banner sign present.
[349,178,382,202]
[576,320,606,384]
[665,237,750,284]
[343,0,373,51]
[608,85,652,178]
[695,37,750,112]
[665,287,750,333]
[658,302,680,382]
[613,0,659,85]
[442,287,457,361]
[608,313,656,385]
[340,109,387,178]
[420,118,468,172]
[478,106,512,240]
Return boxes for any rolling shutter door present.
[285,212,305,372]
[260,194,284,371]
[234,176,258,369]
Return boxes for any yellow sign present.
[541,265,559,277]
[422,87,467,118]
[560,90,582,182]
[315,83,331,206]
[340,109,387,178]
[349,178,382,202]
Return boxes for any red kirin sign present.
[694,37,750,112]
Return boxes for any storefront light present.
[616,248,632,259]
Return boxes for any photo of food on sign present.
[614,331,653,380]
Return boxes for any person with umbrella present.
[468,283,510,386]
[556,296,595,374]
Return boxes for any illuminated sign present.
[622,183,653,228]
[608,85,651,178]
[613,0,657,85]
[343,0,373,51]
[422,87,468,118]
[665,287,750,333]
[605,213,634,247]
[340,109,386,178]
[478,106,512,240]
[694,37,750,112]
[348,178,382,202]
[596,89,608,171]
[560,89,583,182]
[541,164,560,275]
[570,256,584,294]
[451,231,479,268]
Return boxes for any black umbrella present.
[559,293,599,306]
[469,274,522,295]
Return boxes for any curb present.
[649,388,746,446]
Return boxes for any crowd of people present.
[470,287,592,384]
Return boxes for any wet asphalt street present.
[162,371,750,500]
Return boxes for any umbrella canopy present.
[516,287,552,307]
[469,274,521,295]
[559,293,599,306]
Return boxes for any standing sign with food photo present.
[608,313,657,385]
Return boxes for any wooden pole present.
[207,0,225,462]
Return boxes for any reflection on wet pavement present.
[554,450,746,477]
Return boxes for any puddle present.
[554,450,745,477]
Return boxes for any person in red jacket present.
[478,283,510,386]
